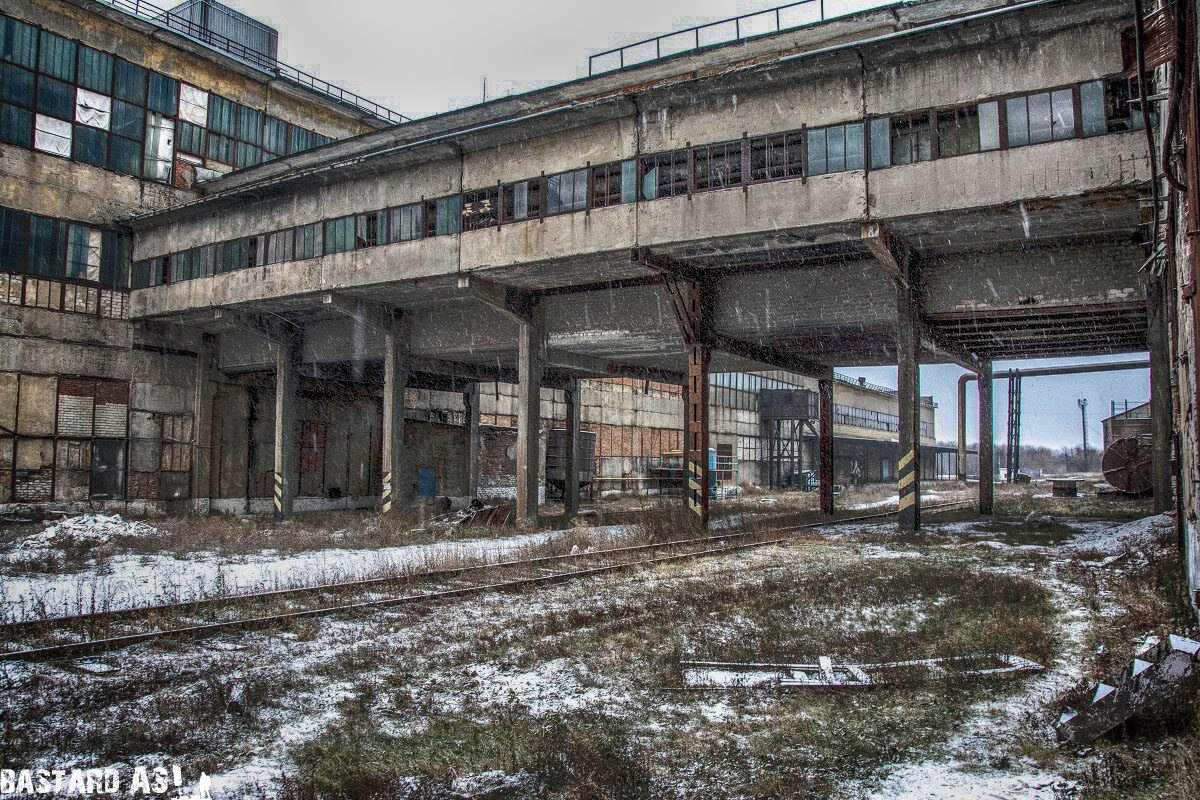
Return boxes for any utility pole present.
[1078,398,1089,468]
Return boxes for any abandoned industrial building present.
[9,0,1200,793]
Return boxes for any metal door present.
[90,439,126,500]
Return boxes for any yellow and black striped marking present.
[687,458,704,515]
[381,471,393,514]
[897,448,918,528]
[273,472,284,519]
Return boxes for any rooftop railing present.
[589,0,838,75]
[97,0,409,124]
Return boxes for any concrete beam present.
[707,334,827,380]
[542,349,687,385]
[210,308,300,348]
[457,274,537,324]
[861,222,910,288]
[321,292,397,336]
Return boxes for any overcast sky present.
[230,0,1152,448]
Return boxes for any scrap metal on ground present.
[679,653,1044,689]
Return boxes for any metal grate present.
[94,0,408,124]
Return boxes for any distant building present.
[1102,401,1151,451]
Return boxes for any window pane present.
[108,135,141,176]
[28,215,65,277]
[641,164,658,200]
[35,76,74,120]
[324,216,353,254]
[1005,97,1029,147]
[71,123,106,166]
[110,100,143,139]
[807,127,828,175]
[1051,88,1075,140]
[978,101,1000,150]
[1080,80,1106,136]
[0,16,38,69]
[288,125,311,154]
[178,83,208,126]
[262,116,286,155]
[0,103,32,146]
[845,123,864,170]
[38,31,75,81]
[113,59,147,103]
[33,113,71,155]
[176,120,204,154]
[77,46,113,94]
[237,105,262,145]
[207,94,236,136]
[620,159,638,203]
[827,126,845,172]
[143,111,174,182]
[868,117,891,169]
[1,63,34,108]
[101,230,129,287]
[0,207,29,273]
[1105,77,1146,132]
[1027,92,1052,144]
[206,132,233,164]
[66,224,89,279]
[435,196,461,235]
[235,140,261,168]
[510,181,529,220]
[147,72,178,116]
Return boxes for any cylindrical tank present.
[545,429,597,493]
[1101,434,1153,495]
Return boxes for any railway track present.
[0,500,975,663]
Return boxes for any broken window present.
[546,168,589,214]
[142,111,174,182]
[694,140,743,190]
[388,204,422,242]
[935,105,982,157]
[324,216,354,254]
[502,179,542,221]
[640,150,688,199]
[890,111,934,165]
[461,187,499,231]
[750,132,804,181]
[355,210,385,248]
[65,225,102,282]
[591,160,637,207]
[74,88,111,130]
[1104,76,1148,132]
[178,83,208,126]
[808,123,864,175]
[33,113,71,156]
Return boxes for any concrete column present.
[686,343,712,527]
[190,333,216,514]
[381,319,408,514]
[464,382,481,498]
[516,306,543,525]
[956,375,969,482]
[563,378,582,518]
[818,374,834,515]
[273,339,298,522]
[1147,273,1174,513]
[896,286,921,531]
[979,362,994,516]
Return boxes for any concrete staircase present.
[1055,634,1200,745]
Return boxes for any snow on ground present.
[18,514,156,549]
[1065,513,1175,555]
[0,523,642,622]
[847,492,942,510]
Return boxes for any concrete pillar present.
[464,382,481,498]
[1147,273,1174,513]
[516,307,543,525]
[190,333,216,514]
[563,378,582,518]
[381,319,408,514]
[818,374,834,515]
[979,362,994,515]
[273,339,298,522]
[686,343,712,527]
[896,286,921,531]
[956,375,969,482]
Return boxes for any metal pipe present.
[956,359,1150,475]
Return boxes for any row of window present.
[128,75,1147,288]
[834,404,932,438]
[0,13,335,186]
[0,206,128,288]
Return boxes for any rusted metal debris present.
[1055,634,1200,745]
[679,654,1044,689]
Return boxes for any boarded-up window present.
[159,413,192,472]
[17,374,56,435]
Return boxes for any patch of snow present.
[1066,514,1174,555]
[19,514,156,549]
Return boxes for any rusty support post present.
[686,342,711,528]
[896,283,921,532]
[818,373,834,515]
[464,382,481,498]
[191,333,216,514]
[979,362,994,515]
[1147,273,1174,513]
[381,316,408,515]
[957,373,969,482]
[516,302,544,525]
[272,338,298,522]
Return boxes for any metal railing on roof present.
[589,0,842,75]
[96,0,409,124]
[835,372,935,407]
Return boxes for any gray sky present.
[232,0,1152,448]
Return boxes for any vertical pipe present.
[564,379,582,518]
[896,285,921,531]
[516,305,543,525]
[273,339,297,522]
[956,373,969,482]
[1148,272,1175,513]
[979,362,994,515]
[819,374,834,514]
[380,319,407,514]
